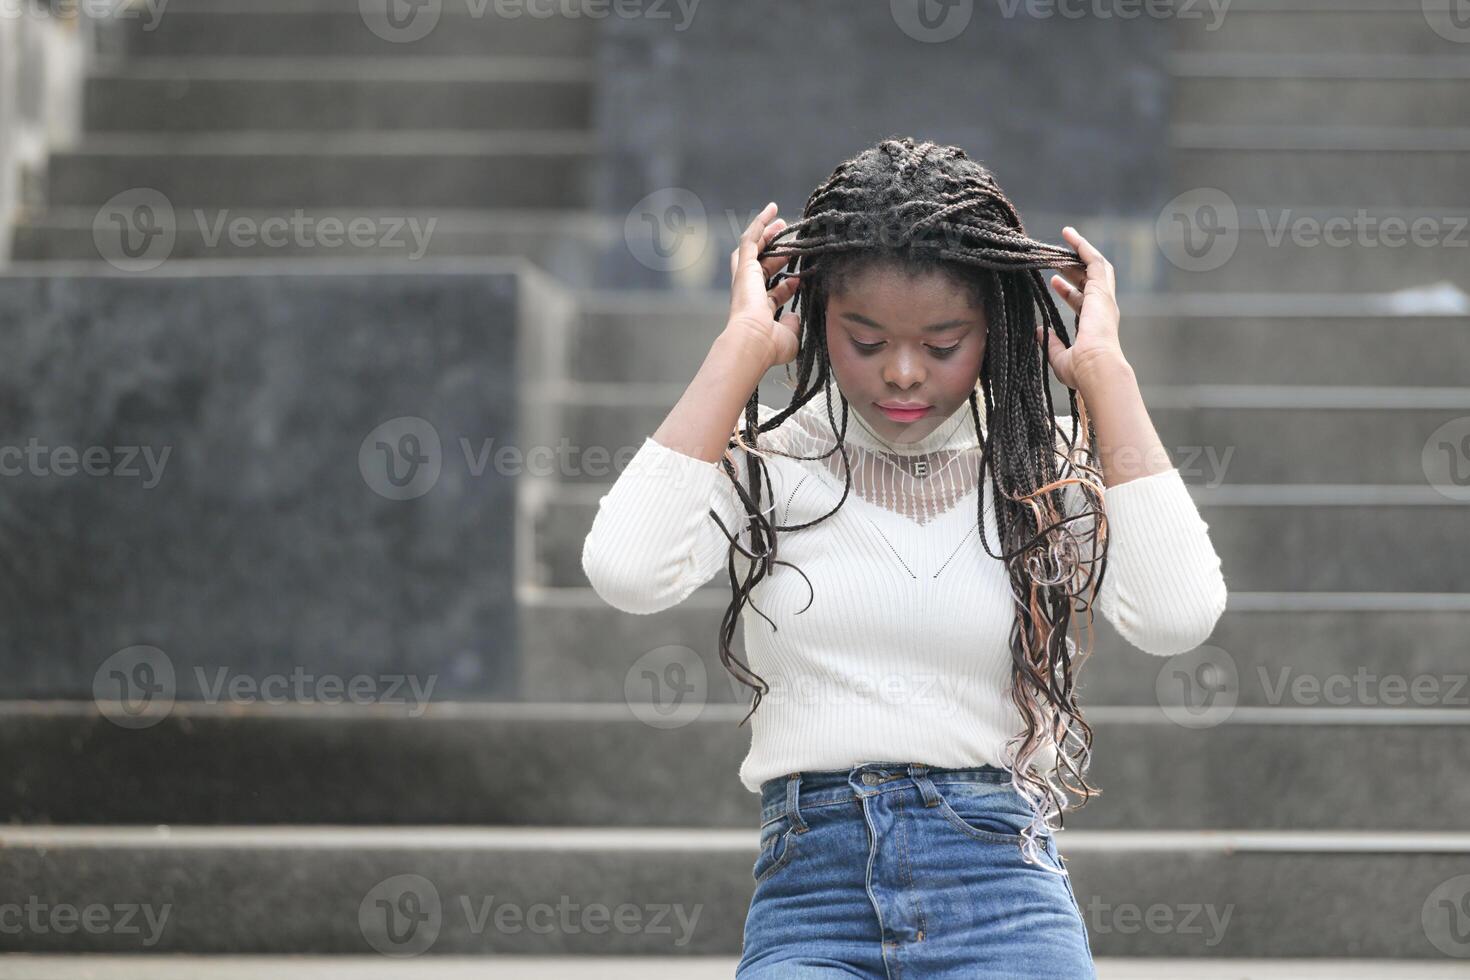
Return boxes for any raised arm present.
[1042,225,1228,656]
[581,203,801,614]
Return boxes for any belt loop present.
[785,773,810,833]
[908,762,941,808]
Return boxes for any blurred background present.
[0,0,1467,975]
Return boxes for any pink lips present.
[876,403,933,422]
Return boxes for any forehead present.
[828,263,981,322]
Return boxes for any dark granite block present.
[594,0,1170,290]
[0,265,521,700]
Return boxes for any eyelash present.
[851,340,961,359]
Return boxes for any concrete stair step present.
[42,133,595,209]
[10,208,614,284]
[1171,143,1470,207]
[1171,52,1470,79]
[1174,124,1470,151]
[568,290,1470,386]
[0,955,1463,979]
[83,61,593,132]
[9,702,1464,831]
[1172,70,1470,129]
[521,588,1470,709]
[141,0,496,7]
[549,390,1470,485]
[1171,1,1470,56]
[108,8,596,58]
[32,195,1458,291]
[1159,214,1470,293]
[542,489,1470,592]
[1170,131,1470,205]
[0,823,1466,956]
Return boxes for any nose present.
[882,349,925,390]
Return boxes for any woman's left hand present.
[1039,225,1129,393]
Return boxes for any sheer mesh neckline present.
[836,394,983,457]
[763,388,988,527]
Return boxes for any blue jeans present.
[737,761,1096,979]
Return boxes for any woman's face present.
[824,262,988,445]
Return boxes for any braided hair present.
[710,136,1110,871]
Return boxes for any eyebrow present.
[840,313,973,333]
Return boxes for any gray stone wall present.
[0,267,523,701]
[595,0,1169,290]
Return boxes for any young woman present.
[582,137,1228,979]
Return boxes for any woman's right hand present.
[725,202,801,372]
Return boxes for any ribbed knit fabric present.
[582,391,1229,793]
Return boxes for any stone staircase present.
[2,0,1468,974]
[9,0,611,282]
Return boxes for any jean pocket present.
[932,782,1035,845]
[752,814,797,884]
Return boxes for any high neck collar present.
[801,386,984,456]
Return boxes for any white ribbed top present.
[581,390,1229,793]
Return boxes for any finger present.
[1063,226,1116,297]
[734,203,778,297]
[769,273,801,307]
[1051,240,1087,290]
[759,215,785,246]
[1034,322,1065,364]
[1052,262,1086,293]
[758,218,791,278]
[741,202,777,256]
[1049,274,1082,314]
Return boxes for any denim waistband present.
[757,761,1017,827]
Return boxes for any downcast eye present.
[850,340,962,357]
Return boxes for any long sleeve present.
[1096,466,1229,656]
[581,404,780,615]
[580,438,739,614]
[1055,417,1229,657]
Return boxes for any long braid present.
[710,136,1108,872]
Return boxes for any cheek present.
[825,333,861,386]
[967,335,988,370]
[938,340,986,388]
